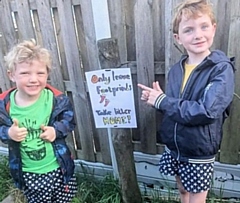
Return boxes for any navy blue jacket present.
[155,50,235,163]
[0,84,76,189]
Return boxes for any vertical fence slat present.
[79,0,99,71]
[220,0,240,164]
[32,10,43,45]
[0,38,11,92]
[35,0,65,92]
[135,0,156,154]
[73,5,89,72]
[152,0,165,61]
[164,0,182,78]
[107,0,127,63]
[124,0,136,61]
[0,0,16,92]
[56,0,95,161]
[0,0,18,52]
[15,0,35,40]
[0,0,13,91]
[51,8,69,81]
[211,0,231,53]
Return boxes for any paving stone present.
[1,195,14,203]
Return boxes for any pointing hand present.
[138,81,163,106]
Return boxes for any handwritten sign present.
[85,68,137,128]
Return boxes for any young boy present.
[0,39,77,202]
[138,0,235,203]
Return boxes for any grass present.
[72,173,122,203]
[0,155,12,200]
[0,155,240,203]
[0,155,27,203]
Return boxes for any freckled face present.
[9,60,49,101]
[174,13,216,60]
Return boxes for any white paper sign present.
[85,68,137,128]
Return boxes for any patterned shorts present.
[159,151,214,193]
[23,168,77,203]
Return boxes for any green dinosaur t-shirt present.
[9,89,59,173]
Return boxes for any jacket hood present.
[180,49,235,71]
[208,50,234,65]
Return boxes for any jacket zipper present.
[174,57,207,160]
[174,58,186,160]
[174,123,180,160]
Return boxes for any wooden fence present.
[0,0,240,166]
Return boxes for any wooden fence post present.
[220,0,240,164]
[97,38,142,203]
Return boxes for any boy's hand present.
[8,119,28,142]
[40,125,56,142]
[138,81,163,106]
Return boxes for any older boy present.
[138,0,234,203]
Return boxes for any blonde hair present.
[172,0,216,34]
[4,39,52,72]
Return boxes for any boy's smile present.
[174,13,216,64]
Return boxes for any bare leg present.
[175,176,189,203]
[189,191,208,203]
[175,176,208,203]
